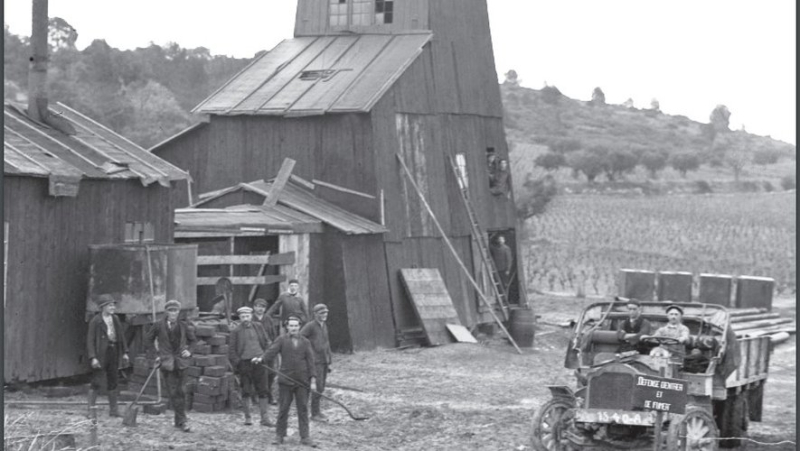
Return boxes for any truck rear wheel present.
[667,406,719,451]
[531,398,575,451]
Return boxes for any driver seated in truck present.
[646,304,690,360]
[615,298,651,353]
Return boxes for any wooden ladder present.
[447,155,510,321]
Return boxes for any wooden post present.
[28,0,48,122]
[396,154,522,354]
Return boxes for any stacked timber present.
[128,319,240,413]
[730,308,796,346]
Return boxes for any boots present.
[243,397,253,425]
[108,389,120,417]
[259,398,274,426]
[87,389,98,419]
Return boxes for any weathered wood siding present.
[294,0,429,36]
[155,115,379,220]
[4,176,175,383]
[341,234,395,350]
[321,231,352,351]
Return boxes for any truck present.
[531,301,769,450]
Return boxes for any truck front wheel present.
[531,398,575,451]
[667,406,719,451]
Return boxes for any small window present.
[455,153,468,189]
[299,69,337,81]
[125,221,155,243]
[329,0,349,26]
[352,0,373,25]
[375,0,393,24]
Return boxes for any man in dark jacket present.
[266,279,309,330]
[254,316,317,447]
[253,298,278,405]
[87,295,129,417]
[229,306,274,426]
[489,234,513,293]
[616,299,652,353]
[301,303,332,422]
[145,299,196,432]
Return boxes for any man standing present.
[229,306,274,426]
[146,299,195,432]
[266,279,309,330]
[489,235,513,295]
[301,304,332,422]
[253,298,278,405]
[616,299,651,353]
[87,294,129,417]
[253,316,317,448]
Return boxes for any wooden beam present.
[312,179,376,199]
[264,158,296,207]
[196,252,295,266]
[197,275,286,286]
[396,153,522,354]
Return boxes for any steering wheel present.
[641,336,682,346]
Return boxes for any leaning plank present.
[730,313,781,324]
[446,324,478,343]
[400,268,460,347]
[197,275,286,286]
[263,158,296,207]
[196,252,295,266]
[731,317,793,331]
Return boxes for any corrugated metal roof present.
[195,180,387,235]
[193,33,432,116]
[175,205,324,236]
[4,102,190,186]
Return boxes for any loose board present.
[446,324,478,343]
[400,268,462,346]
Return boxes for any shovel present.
[122,362,160,427]
[260,363,369,421]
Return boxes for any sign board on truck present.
[632,374,688,414]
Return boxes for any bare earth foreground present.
[5,295,796,451]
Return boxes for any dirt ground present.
[4,295,796,451]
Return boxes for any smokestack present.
[28,0,49,122]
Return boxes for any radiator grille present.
[587,372,634,410]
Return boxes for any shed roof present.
[192,33,432,117]
[175,205,324,237]
[195,179,387,235]
[4,102,189,187]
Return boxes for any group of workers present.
[87,278,330,447]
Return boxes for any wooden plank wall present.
[341,234,395,350]
[294,0,430,36]
[321,231,353,352]
[4,177,176,383]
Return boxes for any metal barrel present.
[509,307,536,348]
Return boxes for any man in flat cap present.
[301,303,333,422]
[253,298,278,405]
[86,294,129,418]
[229,306,274,426]
[266,279,309,332]
[616,298,651,353]
[253,315,317,447]
[146,299,196,432]
[647,304,690,360]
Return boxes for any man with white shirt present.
[87,294,129,417]
[647,304,690,359]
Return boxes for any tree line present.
[4,18,254,148]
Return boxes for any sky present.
[4,0,796,144]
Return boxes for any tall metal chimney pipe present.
[28,0,49,122]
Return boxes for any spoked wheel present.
[531,398,576,451]
[667,407,719,451]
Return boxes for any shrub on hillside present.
[752,149,782,165]
[737,181,760,192]
[763,181,774,192]
[516,174,558,220]
[640,150,669,178]
[604,149,639,181]
[694,180,713,194]
[547,137,582,153]
[535,152,567,172]
[669,152,700,177]
[566,148,605,183]
[780,175,796,190]
[541,85,563,105]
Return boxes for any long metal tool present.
[122,363,160,427]
[260,363,369,421]
[145,245,162,403]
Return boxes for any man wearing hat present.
[253,298,278,404]
[253,315,317,447]
[86,294,129,417]
[145,299,196,432]
[266,279,309,331]
[229,306,274,426]
[615,298,651,353]
[301,303,333,422]
[647,304,690,359]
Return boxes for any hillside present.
[501,83,796,194]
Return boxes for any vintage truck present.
[531,301,770,451]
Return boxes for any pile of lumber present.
[731,308,796,346]
[128,319,240,413]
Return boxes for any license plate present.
[574,409,656,426]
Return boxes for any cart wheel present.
[667,406,719,451]
[531,398,575,451]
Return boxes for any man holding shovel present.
[87,294,129,418]
[253,316,317,447]
[229,306,274,426]
[301,303,332,422]
[145,299,195,432]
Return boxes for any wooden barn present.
[3,101,189,383]
[152,0,527,350]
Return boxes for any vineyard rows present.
[522,192,796,297]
